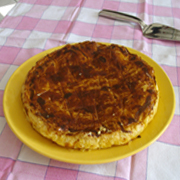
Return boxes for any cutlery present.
[99,9,180,41]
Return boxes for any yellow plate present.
[3,44,175,164]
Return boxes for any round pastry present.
[21,41,159,150]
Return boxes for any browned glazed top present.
[24,41,158,136]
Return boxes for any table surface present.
[0,0,180,180]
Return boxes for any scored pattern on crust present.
[22,41,159,149]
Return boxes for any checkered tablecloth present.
[0,0,180,179]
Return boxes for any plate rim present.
[3,43,176,164]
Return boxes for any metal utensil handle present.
[99,9,146,29]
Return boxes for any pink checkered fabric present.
[0,0,180,179]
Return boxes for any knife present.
[99,9,180,41]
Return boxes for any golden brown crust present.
[21,41,159,150]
